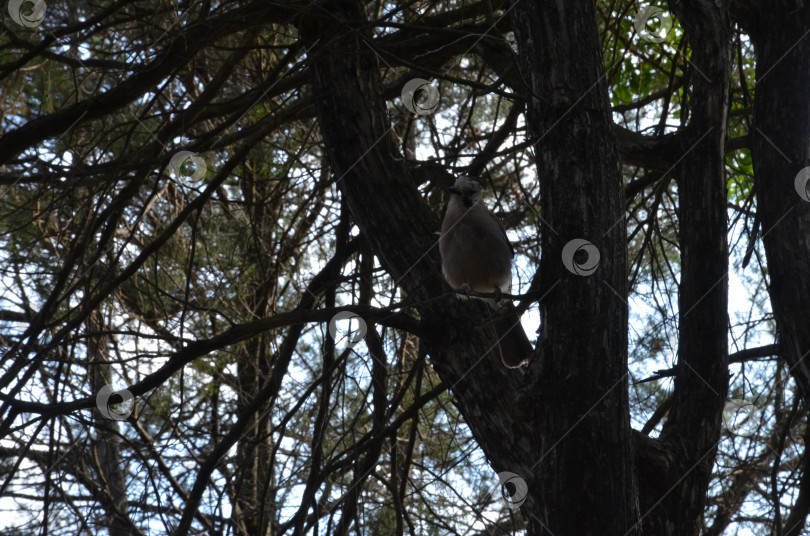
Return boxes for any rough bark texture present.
[744,3,810,397]
[233,335,276,536]
[651,2,732,535]
[743,6,810,533]
[508,1,638,534]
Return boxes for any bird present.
[439,175,533,368]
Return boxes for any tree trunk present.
[744,3,810,396]
[742,4,810,533]
[651,3,732,535]
[89,309,137,536]
[232,171,282,536]
[508,1,638,533]
[233,336,276,536]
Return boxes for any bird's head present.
[448,175,484,208]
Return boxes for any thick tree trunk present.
[743,5,810,534]
[652,3,732,535]
[744,4,810,397]
[508,1,638,534]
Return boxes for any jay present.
[439,176,533,368]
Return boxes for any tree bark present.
[743,5,810,534]
[89,309,138,536]
[652,2,732,535]
[508,1,638,534]
[744,3,810,397]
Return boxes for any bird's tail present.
[492,302,534,368]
